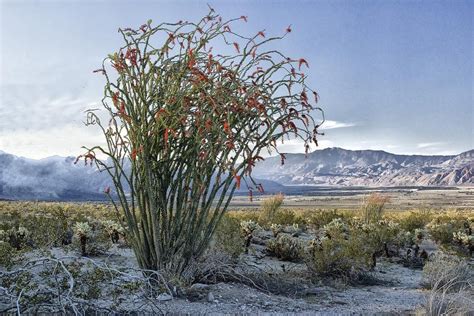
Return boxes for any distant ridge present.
[252,148,474,187]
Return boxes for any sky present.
[0,0,472,159]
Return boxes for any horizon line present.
[1,146,472,161]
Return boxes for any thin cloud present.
[320,120,356,130]
[275,138,334,155]
[417,142,446,148]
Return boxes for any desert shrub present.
[228,210,261,224]
[271,209,296,226]
[272,209,306,227]
[0,241,18,267]
[266,234,304,261]
[306,235,372,282]
[421,252,474,315]
[395,230,416,249]
[213,214,244,259]
[397,211,432,233]
[0,226,31,250]
[305,219,373,281]
[348,219,407,267]
[427,220,456,246]
[426,215,473,255]
[361,193,389,224]
[422,252,471,289]
[21,213,70,248]
[307,209,346,229]
[259,194,284,224]
[358,220,400,252]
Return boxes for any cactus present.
[266,234,303,261]
[240,220,260,254]
[101,220,125,243]
[270,223,283,237]
[73,222,92,256]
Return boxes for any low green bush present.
[356,219,401,259]
[259,194,284,224]
[213,214,244,259]
[0,241,18,267]
[397,211,432,233]
[272,209,306,226]
[427,218,463,245]
[306,209,345,229]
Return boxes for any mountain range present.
[0,148,472,201]
[252,148,474,187]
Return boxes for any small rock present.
[207,292,215,303]
[157,293,173,301]
[190,283,210,291]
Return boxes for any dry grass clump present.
[420,252,474,315]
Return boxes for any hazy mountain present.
[0,152,110,200]
[252,148,474,187]
[0,148,472,200]
[0,151,283,201]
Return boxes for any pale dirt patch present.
[155,260,425,314]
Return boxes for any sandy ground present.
[0,243,430,315]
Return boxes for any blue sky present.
[0,0,472,159]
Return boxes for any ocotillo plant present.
[80,7,324,276]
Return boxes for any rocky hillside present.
[252,148,474,186]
